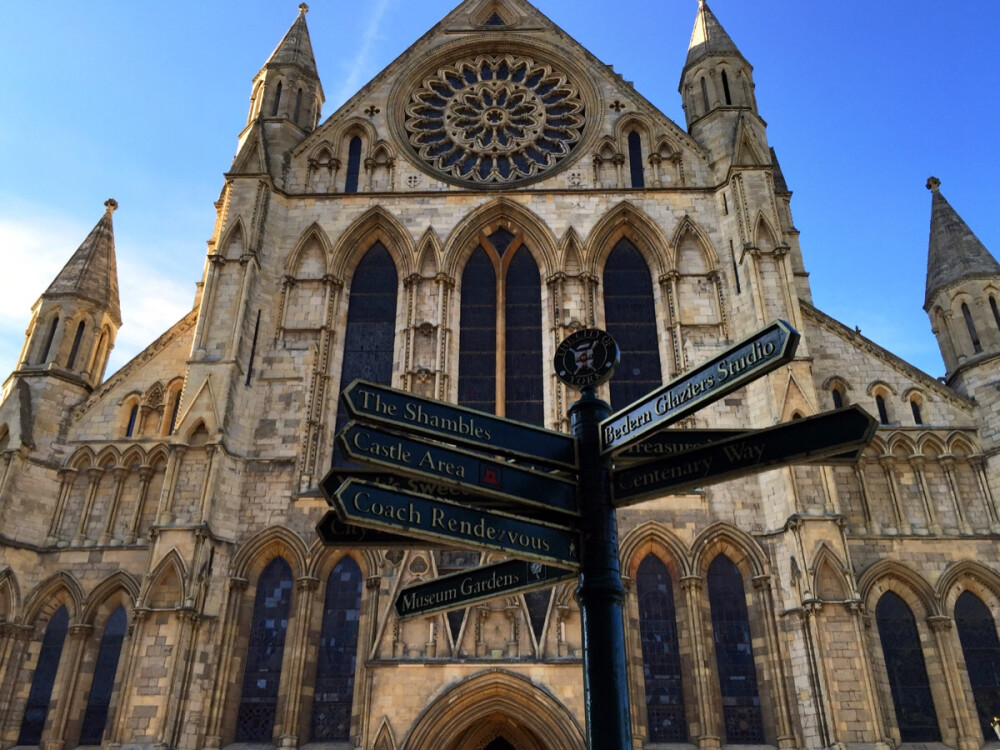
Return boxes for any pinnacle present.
[264,5,319,78]
[686,0,742,69]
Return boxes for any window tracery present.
[405,55,584,186]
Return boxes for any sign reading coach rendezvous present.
[600,320,799,454]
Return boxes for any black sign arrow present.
[395,559,576,619]
[333,479,581,569]
[316,510,446,549]
[337,422,578,517]
[601,320,799,454]
[611,405,876,506]
[341,379,578,469]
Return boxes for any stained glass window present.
[637,555,687,741]
[18,605,69,745]
[333,243,398,465]
[628,131,645,188]
[954,592,1000,739]
[459,229,543,425]
[236,558,293,742]
[345,136,362,194]
[875,591,941,741]
[603,239,661,410]
[79,605,127,744]
[312,557,363,741]
[707,555,764,743]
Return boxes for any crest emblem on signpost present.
[554,328,620,389]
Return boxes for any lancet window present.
[627,131,645,188]
[636,555,687,741]
[79,605,128,744]
[458,227,543,425]
[954,591,1000,739]
[707,555,764,743]
[236,558,294,742]
[874,591,940,741]
[603,239,661,410]
[345,136,362,194]
[311,557,363,741]
[18,605,69,745]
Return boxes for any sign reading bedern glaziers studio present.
[600,320,799,454]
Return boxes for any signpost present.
[611,406,877,506]
[395,559,576,618]
[316,320,875,750]
[331,479,580,569]
[600,320,799,454]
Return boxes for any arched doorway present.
[403,669,584,750]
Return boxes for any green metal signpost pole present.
[571,385,632,749]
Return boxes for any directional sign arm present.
[611,406,876,506]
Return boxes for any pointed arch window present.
[333,242,398,462]
[345,136,362,194]
[236,558,293,743]
[707,555,764,743]
[627,131,645,188]
[990,295,1000,332]
[875,591,941,740]
[67,321,85,369]
[954,591,1000,739]
[458,228,543,425]
[700,77,710,114]
[910,398,923,426]
[311,557,363,741]
[831,387,844,409]
[272,81,283,117]
[294,88,303,124]
[875,394,889,425]
[125,404,139,438]
[721,70,732,105]
[38,315,59,364]
[962,302,982,353]
[79,605,128,744]
[603,239,661,409]
[18,605,69,745]
[637,555,687,741]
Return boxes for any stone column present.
[125,468,154,544]
[858,607,893,749]
[879,457,910,534]
[0,623,34,748]
[660,271,683,375]
[99,468,129,545]
[195,444,219,524]
[46,470,76,544]
[278,576,319,748]
[612,153,625,189]
[204,578,247,749]
[752,575,795,748]
[853,462,877,533]
[157,446,186,525]
[106,609,143,746]
[972,457,1000,532]
[927,615,979,750]
[72,468,103,546]
[942,458,973,534]
[42,623,92,750]
[911,457,942,534]
[680,575,719,749]
[194,255,225,357]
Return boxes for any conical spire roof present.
[924,177,1000,308]
[263,3,319,78]
[44,199,121,325]
[686,0,743,69]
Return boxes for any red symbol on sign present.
[573,343,596,372]
[480,466,501,487]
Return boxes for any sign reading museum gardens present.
[316,319,875,750]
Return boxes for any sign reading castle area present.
[317,321,876,750]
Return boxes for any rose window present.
[405,55,585,186]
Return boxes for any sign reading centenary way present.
[395,559,576,619]
[600,320,799,454]
[337,421,578,517]
[340,379,577,469]
[316,323,875,750]
[331,479,580,569]
[612,405,876,506]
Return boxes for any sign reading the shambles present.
[395,559,576,619]
[342,380,578,470]
[337,422,578,516]
[612,406,876,506]
[332,479,580,569]
[601,320,799,454]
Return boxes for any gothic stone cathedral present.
[2,1,1000,749]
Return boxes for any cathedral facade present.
[2,1,1000,749]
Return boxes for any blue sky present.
[1,1,998,380]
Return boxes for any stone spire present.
[44,198,121,326]
[924,177,1000,309]
[685,0,744,70]
[262,3,319,78]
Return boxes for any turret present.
[235,3,324,173]
[14,198,122,391]
[924,177,1000,383]
[679,0,767,173]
